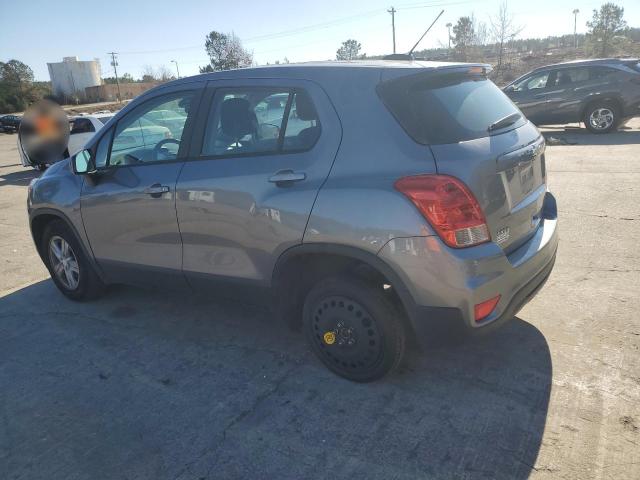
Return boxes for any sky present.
[1,0,639,81]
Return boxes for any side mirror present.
[504,84,515,93]
[72,149,95,175]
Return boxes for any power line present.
[115,1,471,57]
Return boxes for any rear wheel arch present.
[272,243,417,334]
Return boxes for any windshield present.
[378,75,523,145]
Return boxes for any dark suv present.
[28,61,558,382]
[504,58,640,133]
[0,114,21,133]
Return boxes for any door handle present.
[144,184,170,197]
[268,170,306,186]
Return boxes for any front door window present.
[109,92,194,166]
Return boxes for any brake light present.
[474,295,501,322]
[395,174,490,248]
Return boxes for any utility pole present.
[171,60,180,78]
[388,6,397,54]
[572,9,580,49]
[107,52,122,103]
[446,22,452,50]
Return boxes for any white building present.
[47,56,101,100]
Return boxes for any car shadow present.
[541,125,640,146]
[0,280,552,479]
[0,168,40,187]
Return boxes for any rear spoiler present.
[379,64,492,85]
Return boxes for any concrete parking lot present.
[1,122,639,480]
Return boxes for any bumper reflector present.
[474,295,501,322]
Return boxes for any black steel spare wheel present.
[303,276,406,382]
[313,295,383,370]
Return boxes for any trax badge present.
[323,332,336,345]
[496,227,510,244]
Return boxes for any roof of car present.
[531,58,639,71]
[172,60,487,84]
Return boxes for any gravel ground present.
[0,121,639,480]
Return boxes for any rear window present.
[378,74,523,145]
[625,61,640,73]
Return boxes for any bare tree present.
[474,20,488,46]
[141,65,156,83]
[157,65,175,83]
[490,1,523,72]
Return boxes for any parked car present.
[0,114,22,133]
[27,61,558,382]
[504,58,640,133]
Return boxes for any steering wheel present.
[153,138,180,161]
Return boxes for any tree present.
[587,3,627,56]
[141,65,156,83]
[0,60,39,112]
[336,39,362,60]
[474,21,488,46]
[200,31,253,73]
[452,17,475,61]
[156,65,175,82]
[490,1,523,72]
[120,73,135,83]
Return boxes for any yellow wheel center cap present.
[323,331,336,345]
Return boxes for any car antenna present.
[409,9,445,55]
[383,9,445,61]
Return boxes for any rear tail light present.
[474,295,501,322]
[395,174,490,248]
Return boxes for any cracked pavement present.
[1,120,639,479]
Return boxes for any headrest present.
[295,93,318,121]
[221,97,256,139]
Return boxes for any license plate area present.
[519,161,535,194]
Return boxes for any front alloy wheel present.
[42,219,104,301]
[49,235,80,290]
[584,103,618,133]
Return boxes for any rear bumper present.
[378,191,558,339]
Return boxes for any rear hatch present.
[378,66,547,252]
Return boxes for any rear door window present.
[200,88,321,157]
[283,91,321,151]
[589,66,618,79]
[379,74,524,145]
[550,67,589,87]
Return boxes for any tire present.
[35,164,47,171]
[583,101,619,134]
[303,275,406,382]
[42,220,104,301]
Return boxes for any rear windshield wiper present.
[488,112,522,132]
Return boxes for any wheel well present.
[30,214,60,259]
[582,96,622,120]
[273,252,413,335]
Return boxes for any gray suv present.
[504,58,640,133]
[28,61,559,382]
